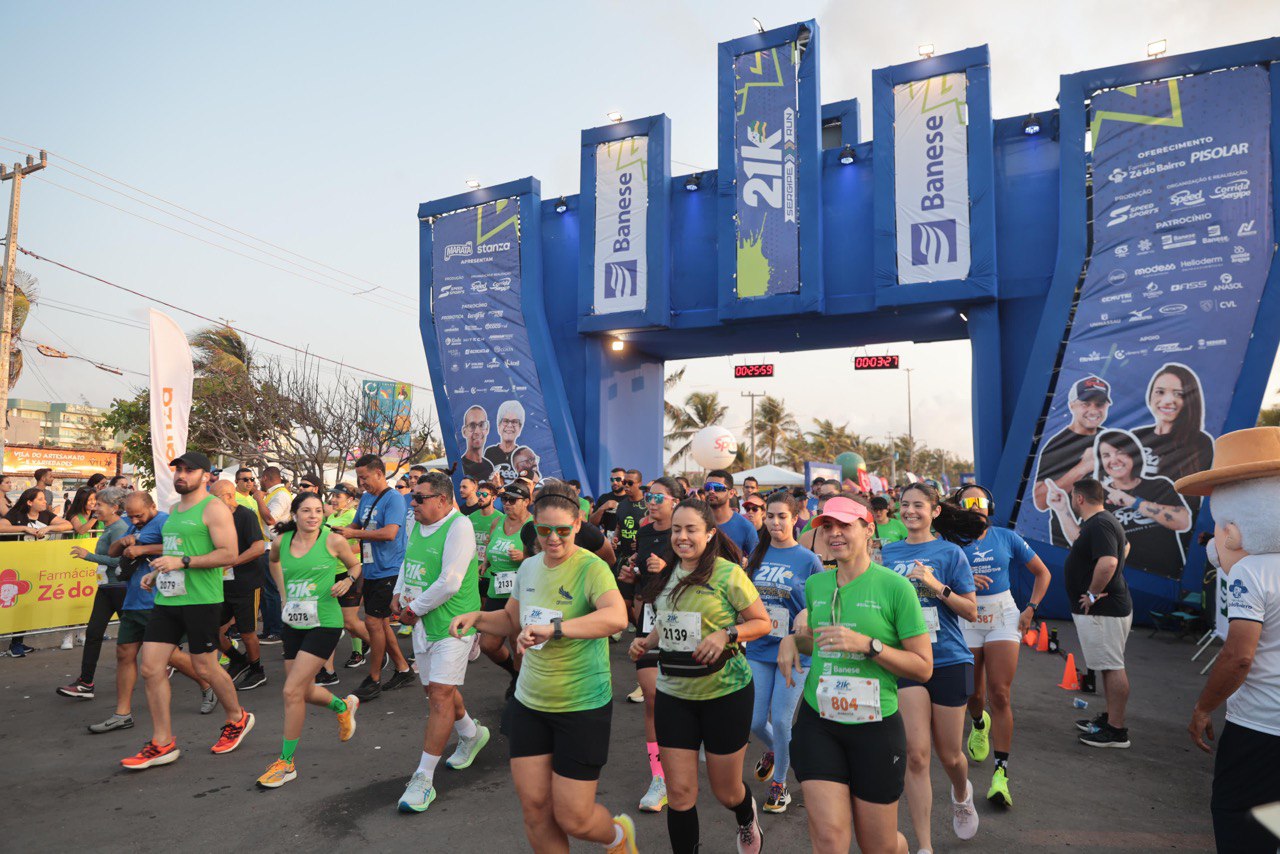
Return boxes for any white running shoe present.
[639,775,667,812]
[952,779,980,840]
[445,722,490,770]
[626,685,644,703]
[60,633,74,650]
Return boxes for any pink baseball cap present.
[811,496,873,527]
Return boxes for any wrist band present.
[1132,498,1144,513]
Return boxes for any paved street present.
[1,620,1216,852]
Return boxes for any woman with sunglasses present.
[881,483,983,851]
[478,481,532,696]
[450,492,638,853]
[778,496,932,854]
[742,490,823,815]
[741,495,766,537]
[630,499,771,854]
[949,486,1050,808]
[323,482,371,671]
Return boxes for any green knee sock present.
[281,738,298,762]
[327,695,347,714]
[352,638,364,654]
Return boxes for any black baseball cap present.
[170,451,212,471]
[501,482,531,501]
[1069,376,1112,404]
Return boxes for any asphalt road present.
[1,620,1218,852]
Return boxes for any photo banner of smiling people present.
[1014,65,1274,580]
[430,199,563,486]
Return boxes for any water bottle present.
[1073,697,1089,710]
[1048,628,1060,654]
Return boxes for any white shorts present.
[961,591,1022,647]
[1071,612,1132,671]
[411,627,476,686]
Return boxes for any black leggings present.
[79,584,127,684]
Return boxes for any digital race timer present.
[733,363,775,378]
[852,355,900,370]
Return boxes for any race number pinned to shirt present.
[283,599,320,628]
[975,600,1006,627]
[641,603,656,634]
[521,605,563,651]
[657,610,702,653]
[816,675,882,723]
[222,566,235,582]
[361,542,373,565]
[156,570,187,598]
[491,571,516,597]
[766,603,791,639]
[921,606,940,643]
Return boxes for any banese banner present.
[1015,66,1273,580]
[894,73,971,285]
[148,309,194,511]
[431,199,563,485]
[733,44,800,298]
[0,539,100,634]
[593,136,649,314]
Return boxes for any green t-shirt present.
[325,508,358,562]
[513,548,618,713]
[578,497,591,517]
[400,512,481,642]
[471,510,504,569]
[157,495,224,606]
[279,530,344,629]
[655,557,759,701]
[876,517,909,544]
[484,517,528,594]
[802,563,927,721]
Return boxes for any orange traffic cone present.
[1058,653,1080,690]
[1023,626,1039,646]
[1036,621,1050,652]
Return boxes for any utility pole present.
[741,390,764,466]
[903,367,915,473]
[0,150,48,463]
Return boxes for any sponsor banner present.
[733,44,800,298]
[361,380,413,450]
[2,446,119,477]
[1016,67,1273,581]
[804,461,841,491]
[894,73,971,285]
[0,540,100,634]
[431,200,563,485]
[149,309,194,511]
[593,136,649,314]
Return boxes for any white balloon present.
[690,426,738,469]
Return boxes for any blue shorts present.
[898,661,974,707]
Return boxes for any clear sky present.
[6,0,1279,460]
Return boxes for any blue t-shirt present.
[745,543,823,664]
[962,527,1037,597]
[122,512,169,611]
[718,512,760,557]
[356,488,409,580]
[882,537,976,668]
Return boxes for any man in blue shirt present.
[336,454,412,701]
[703,469,759,559]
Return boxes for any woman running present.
[881,482,982,852]
[478,481,531,696]
[779,496,932,854]
[256,492,362,789]
[450,491,637,854]
[323,482,371,671]
[744,489,822,814]
[741,494,766,537]
[630,499,772,854]
[949,485,1050,807]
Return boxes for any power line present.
[27,315,146,382]
[17,245,427,391]
[39,298,150,331]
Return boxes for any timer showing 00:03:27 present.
[852,355,900,370]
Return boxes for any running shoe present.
[8,642,32,657]
[967,710,991,762]
[987,767,1012,807]
[1078,724,1130,749]
[200,687,217,714]
[60,633,74,650]
[315,668,340,687]
[951,780,980,840]
[259,634,283,645]
[1075,711,1108,734]
[446,722,490,770]
[238,666,267,691]
[57,679,95,700]
[226,657,251,682]
[256,758,297,789]
[754,750,774,782]
[337,695,359,742]
[381,669,416,691]
[397,623,413,637]
[639,775,667,813]
[211,710,255,754]
[88,713,134,734]
[607,814,639,854]
[121,739,180,770]
[218,653,231,668]
[735,797,763,854]
[344,650,367,669]
[352,675,382,701]
[626,685,644,703]
[397,771,436,813]
[762,781,791,814]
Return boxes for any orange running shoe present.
[211,710,255,754]
[337,694,359,742]
[121,739,180,770]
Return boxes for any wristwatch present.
[551,617,563,641]
[1086,591,1099,605]
[940,585,952,599]
[726,625,740,644]
[1029,601,1041,612]
[181,555,191,569]
[867,638,883,658]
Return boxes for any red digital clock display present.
[853,355,900,370]
[734,363,775,379]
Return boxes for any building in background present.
[5,398,121,451]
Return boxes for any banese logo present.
[911,219,958,265]
[604,260,638,299]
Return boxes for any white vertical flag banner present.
[893,72,971,285]
[148,309,194,511]
[593,136,649,314]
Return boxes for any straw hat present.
[1174,427,1280,497]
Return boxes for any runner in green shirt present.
[256,492,362,789]
[323,482,371,669]
[476,481,530,695]
[871,495,909,544]
[629,499,772,854]
[450,489,637,854]
[778,496,932,854]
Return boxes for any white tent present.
[732,464,806,488]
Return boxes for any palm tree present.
[191,324,252,377]
[6,270,38,395]
[666,391,728,470]
[747,395,799,465]
[664,365,687,424]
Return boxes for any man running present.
[395,472,490,812]
[210,480,267,690]
[702,470,760,558]
[124,452,254,768]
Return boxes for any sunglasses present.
[299,483,315,490]
[237,476,255,482]
[960,496,991,510]
[534,524,574,539]
[744,503,765,512]
[623,479,637,486]
[396,483,410,490]
[644,493,668,504]
[477,490,492,499]
[701,482,728,493]
[412,493,443,503]
[610,476,624,482]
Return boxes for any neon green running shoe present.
[987,766,1012,807]
[967,710,991,762]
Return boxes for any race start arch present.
[418,23,1280,620]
